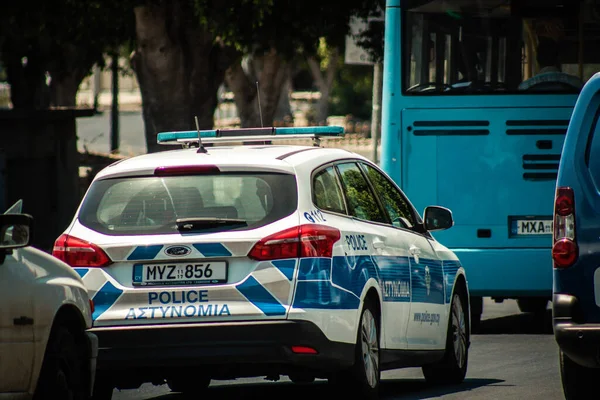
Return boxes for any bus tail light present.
[552,187,577,269]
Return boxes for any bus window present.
[403,0,600,95]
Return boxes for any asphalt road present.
[109,298,563,400]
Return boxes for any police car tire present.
[560,350,599,399]
[422,289,468,385]
[329,299,380,400]
[167,376,211,394]
[33,326,86,400]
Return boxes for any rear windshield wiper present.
[176,217,247,231]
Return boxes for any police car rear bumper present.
[553,293,600,368]
[90,319,355,375]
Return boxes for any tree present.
[223,0,383,128]
[130,0,270,152]
[306,38,341,124]
[0,0,134,109]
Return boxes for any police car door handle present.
[373,238,385,249]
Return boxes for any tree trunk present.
[307,47,339,124]
[48,44,94,108]
[274,68,293,124]
[131,1,236,153]
[225,48,288,128]
[1,48,50,109]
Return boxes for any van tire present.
[560,350,600,399]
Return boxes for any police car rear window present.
[78,173,298,235]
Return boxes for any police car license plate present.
[132,262,227,286]
[511,218,553,236]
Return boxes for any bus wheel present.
[470,296,483,333]
[517,298,548,315]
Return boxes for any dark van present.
[553,71,600,400]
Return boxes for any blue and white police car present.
[53,126,469,399]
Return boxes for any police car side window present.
[361,163,416,229]
[336,162,386,224]
[313,167,347,214]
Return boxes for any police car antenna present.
[256,81,264,128]
[195,116,207,153]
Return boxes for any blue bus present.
[380,0,598,328]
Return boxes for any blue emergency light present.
[157,126,345,146]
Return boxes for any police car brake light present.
[291,345,318,354]
[248,224,341,261]
[155,165,220,176]
[52,234,112,268]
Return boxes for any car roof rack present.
[157,126,345,149]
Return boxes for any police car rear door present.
[335,161,412,350]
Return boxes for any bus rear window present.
[403,0,598,95]
[78,173,298,235]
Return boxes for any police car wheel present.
[560,350,600,399]
[34,326,86,400]
[422,290,469,385]
[329,299,380,399]
[166,376,210,394]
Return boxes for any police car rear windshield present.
[78,173,297,235]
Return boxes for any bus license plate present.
[511,219,553,236]
[132,262,227,286]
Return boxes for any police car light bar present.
[157,126,344,145]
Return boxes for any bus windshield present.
[403,0,600,95]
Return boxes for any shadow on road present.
[477,309,553,335]
[149,377,504,400]
[379,378,506,399]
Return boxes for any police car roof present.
[94,145,366,180]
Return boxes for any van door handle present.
[373,238,385,249]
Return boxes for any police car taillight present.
[52,234,112,268]
[552,187,578,268]
[248,224,341,261]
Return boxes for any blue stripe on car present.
[127,245,163,260]
[271,259,296,281]
[237,276,286,316]
[74,268,89,279]
[193,243,232,257]
[91,281,124,320]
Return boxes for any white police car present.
[53,126,469,399]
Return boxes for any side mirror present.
[0,214,33,250]
[424,206,453,232]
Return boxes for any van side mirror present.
[424,206,453,231]
[0,214,33,249]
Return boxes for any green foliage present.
[0,0,135,70]
[330,64,373,120]
[193,0,381,59]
